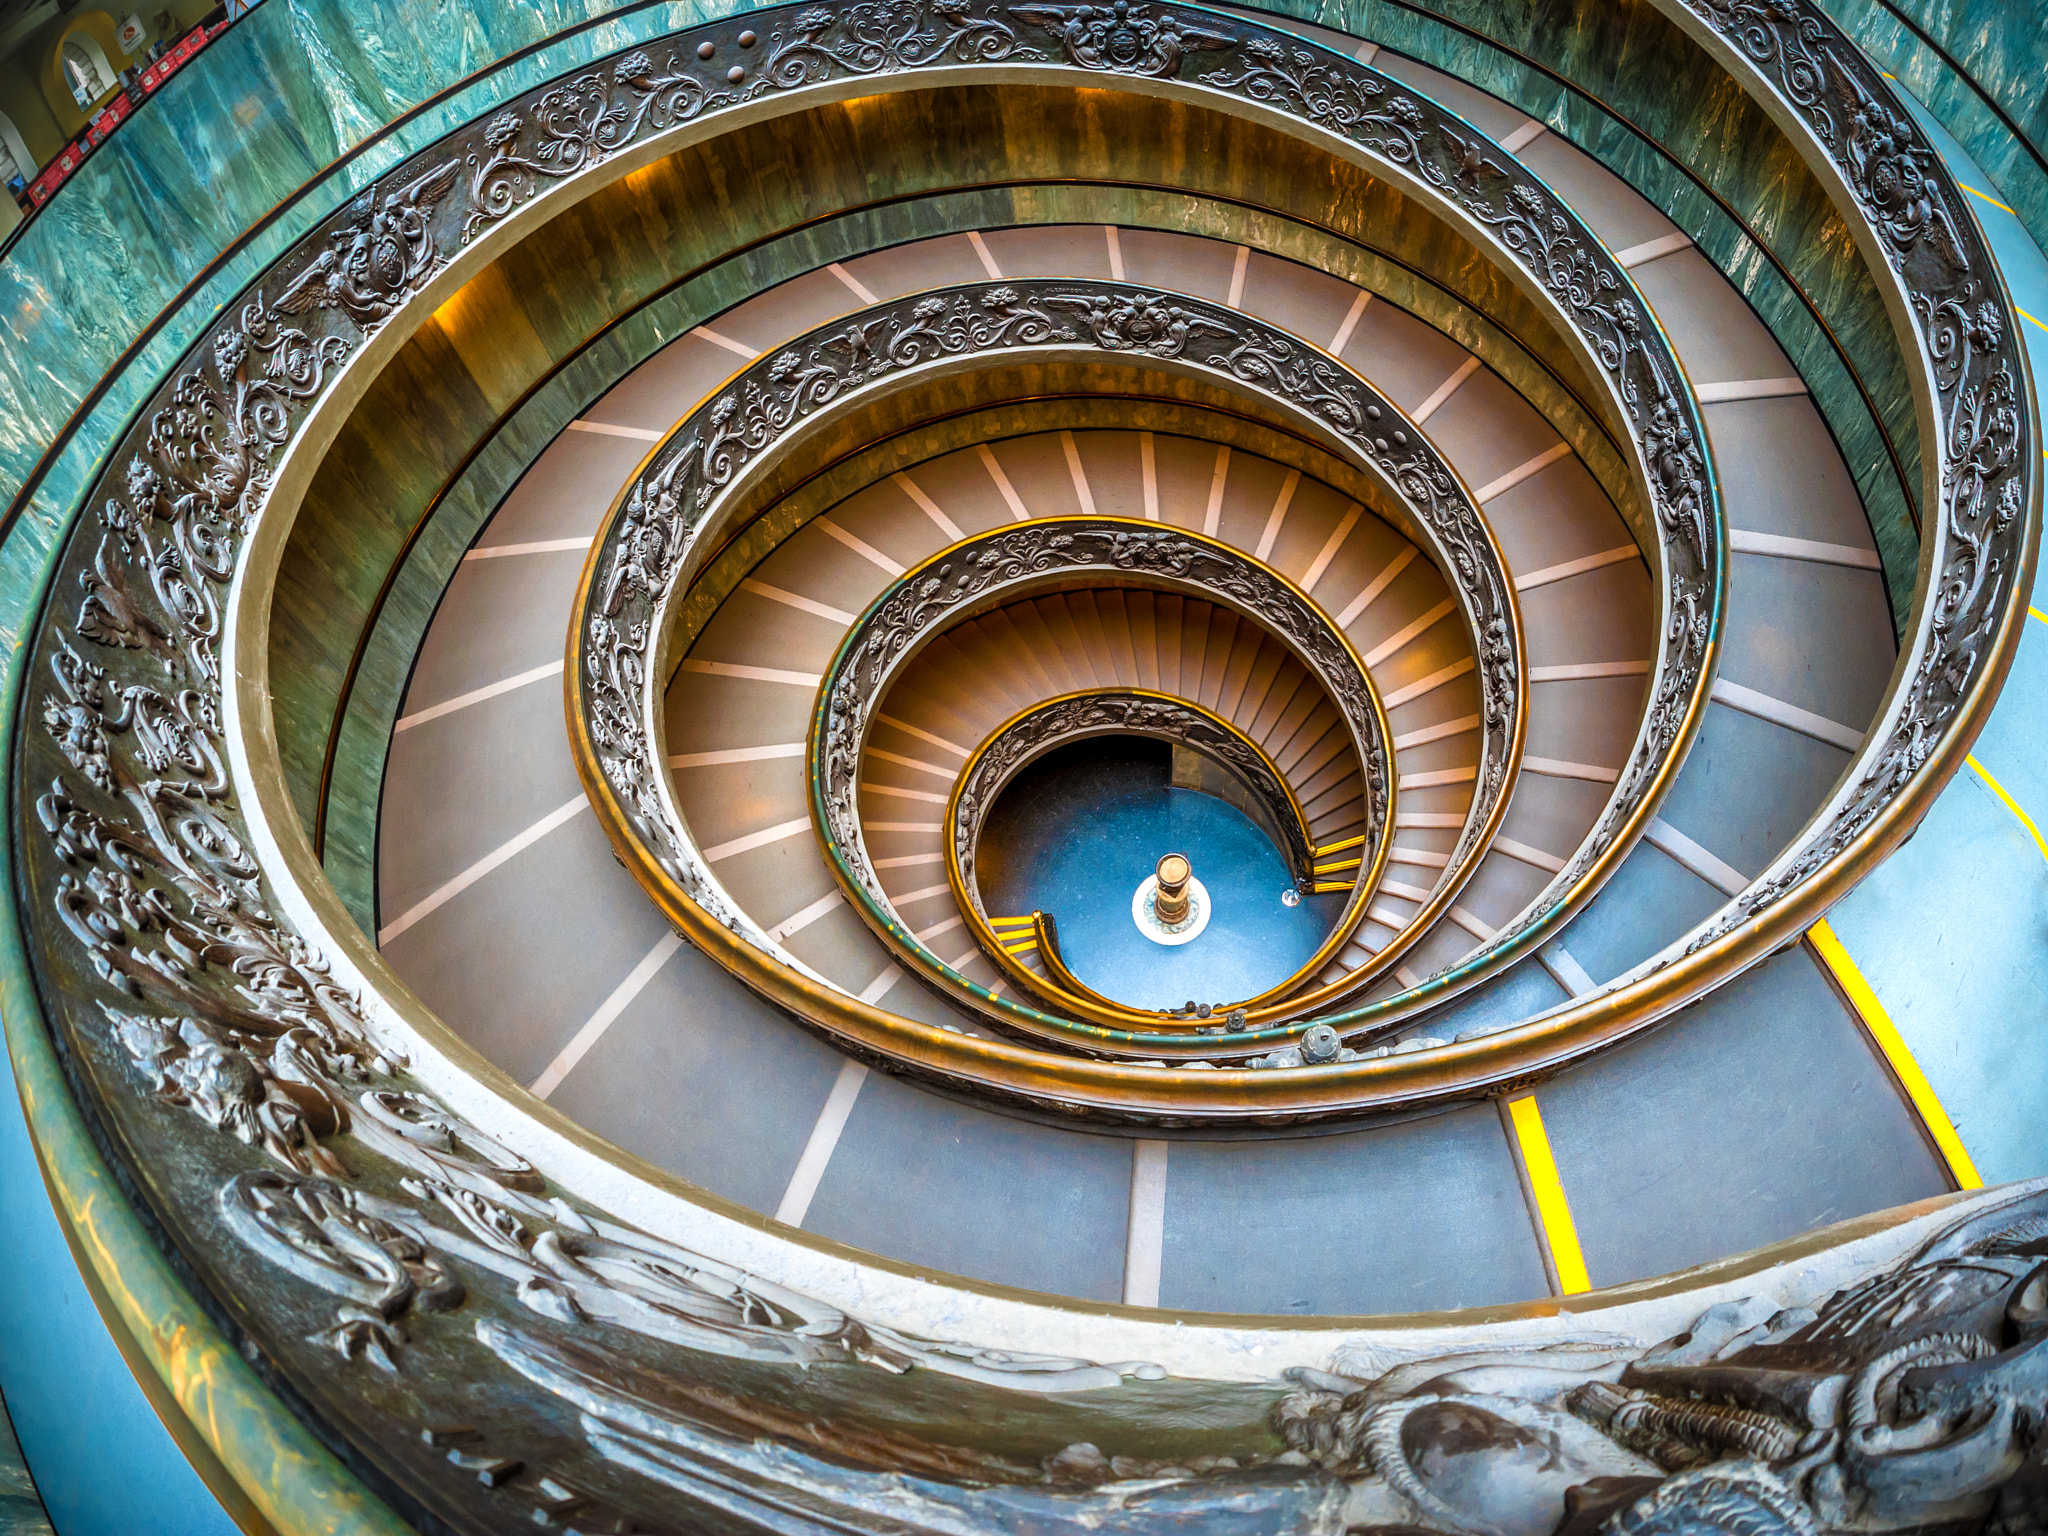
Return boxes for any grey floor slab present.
[804,1073,1131,1301]
[1721,553,1896,729]
[399,552,586,711]
[1540,948,1948,1285]
[1159,1104,1549,1315]
[1559,840,1727,983]
[545,940,845,1214]
[381,807,675,1087]
[1654,702,1854,881]
[378,676,583,918]
[474,429,647,546]
[1703,398,1882,549]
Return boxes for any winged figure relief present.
[271,159,463,329]
[1010,1,1237,79]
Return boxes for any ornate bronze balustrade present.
[0,3,2031,1524]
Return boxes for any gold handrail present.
[938,687,1334,1020]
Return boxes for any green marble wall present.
[1279,0,1924,621]
[0,1,763,560]
[1817,0,2048,255]
[280,90,1637,932]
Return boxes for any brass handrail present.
[937,687,1337,1017]
[806,521,1399,1039]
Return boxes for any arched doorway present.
[60,33,116,111]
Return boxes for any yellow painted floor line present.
[1809,920,1982,1190]
[1505,1096,1591,1294]
[1962,182,2019,218]
[2029,606,2047,626]
[1967,754,2048,866]
[2019,306,2047,336]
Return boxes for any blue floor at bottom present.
[977,739,1342,1011]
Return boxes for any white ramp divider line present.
[701,816,812,863]
[814,515,905,574]
[1254,468,1301,562]
[1367,902,1411,931]
[861,781,948,805]
[1400,765,1477,789]
[976,443,1031,521]
[1515,544,1639,591]
[1529,660,1650,681]
[1394,963,1424,989]
[379,796,587,945]
[1448,906,1498,940]
[1104,224,1125,280]
[1495,836,1566,873]
[529,931,683,1100]
[1393,712,1480,750]
[1363,597,1456,667]
[1140,431,1159,521]
[1299,501,1362,593]
[1061,429,1099,517]
[1354,41,1380,64]
[1728,528,1883,569]
[1646,816,1749,897]
[1614,231,1692,269]
[1412,355,1481,423]
[866,747,955,780]
[1475,441,1573,503]
[1395,810,1467,829]
[1328,290,1371,353]
[691,324,759,359]
[1203,444,1231,535]
[567,418,663,441]
[1498,118,1547,153]
[774,1059,870,1228]
[394,660,562,732]
[885,882,953,907]
[1694,376,1807,403]
[1524,755,1619,783]
[859,966,904,1005]
[1381,655,1475,708]
[669,742,805,769]
[893,472,962,540]
[1336,544,1417,627]
[868,821,942,833]
[738,578,855,626]
[827,261,878,304]
[766,890,844,943]
[1389,845,1452,868]
[1539,943,1597,997]
[1227,244,1250,306]
[465,536,594,561]
[875,713,969,758]
[678,659,822,687]
[915,913,965,944]
[1711,677,1864,751]
[944,944,988,973]
[967,230,1003,278]
[874,851,945,870]
[1123,1140,1169,1308]
[1379,878,1434,903]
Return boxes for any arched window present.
[61,35,115,110]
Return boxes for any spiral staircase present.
[0,2,2044,1533]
